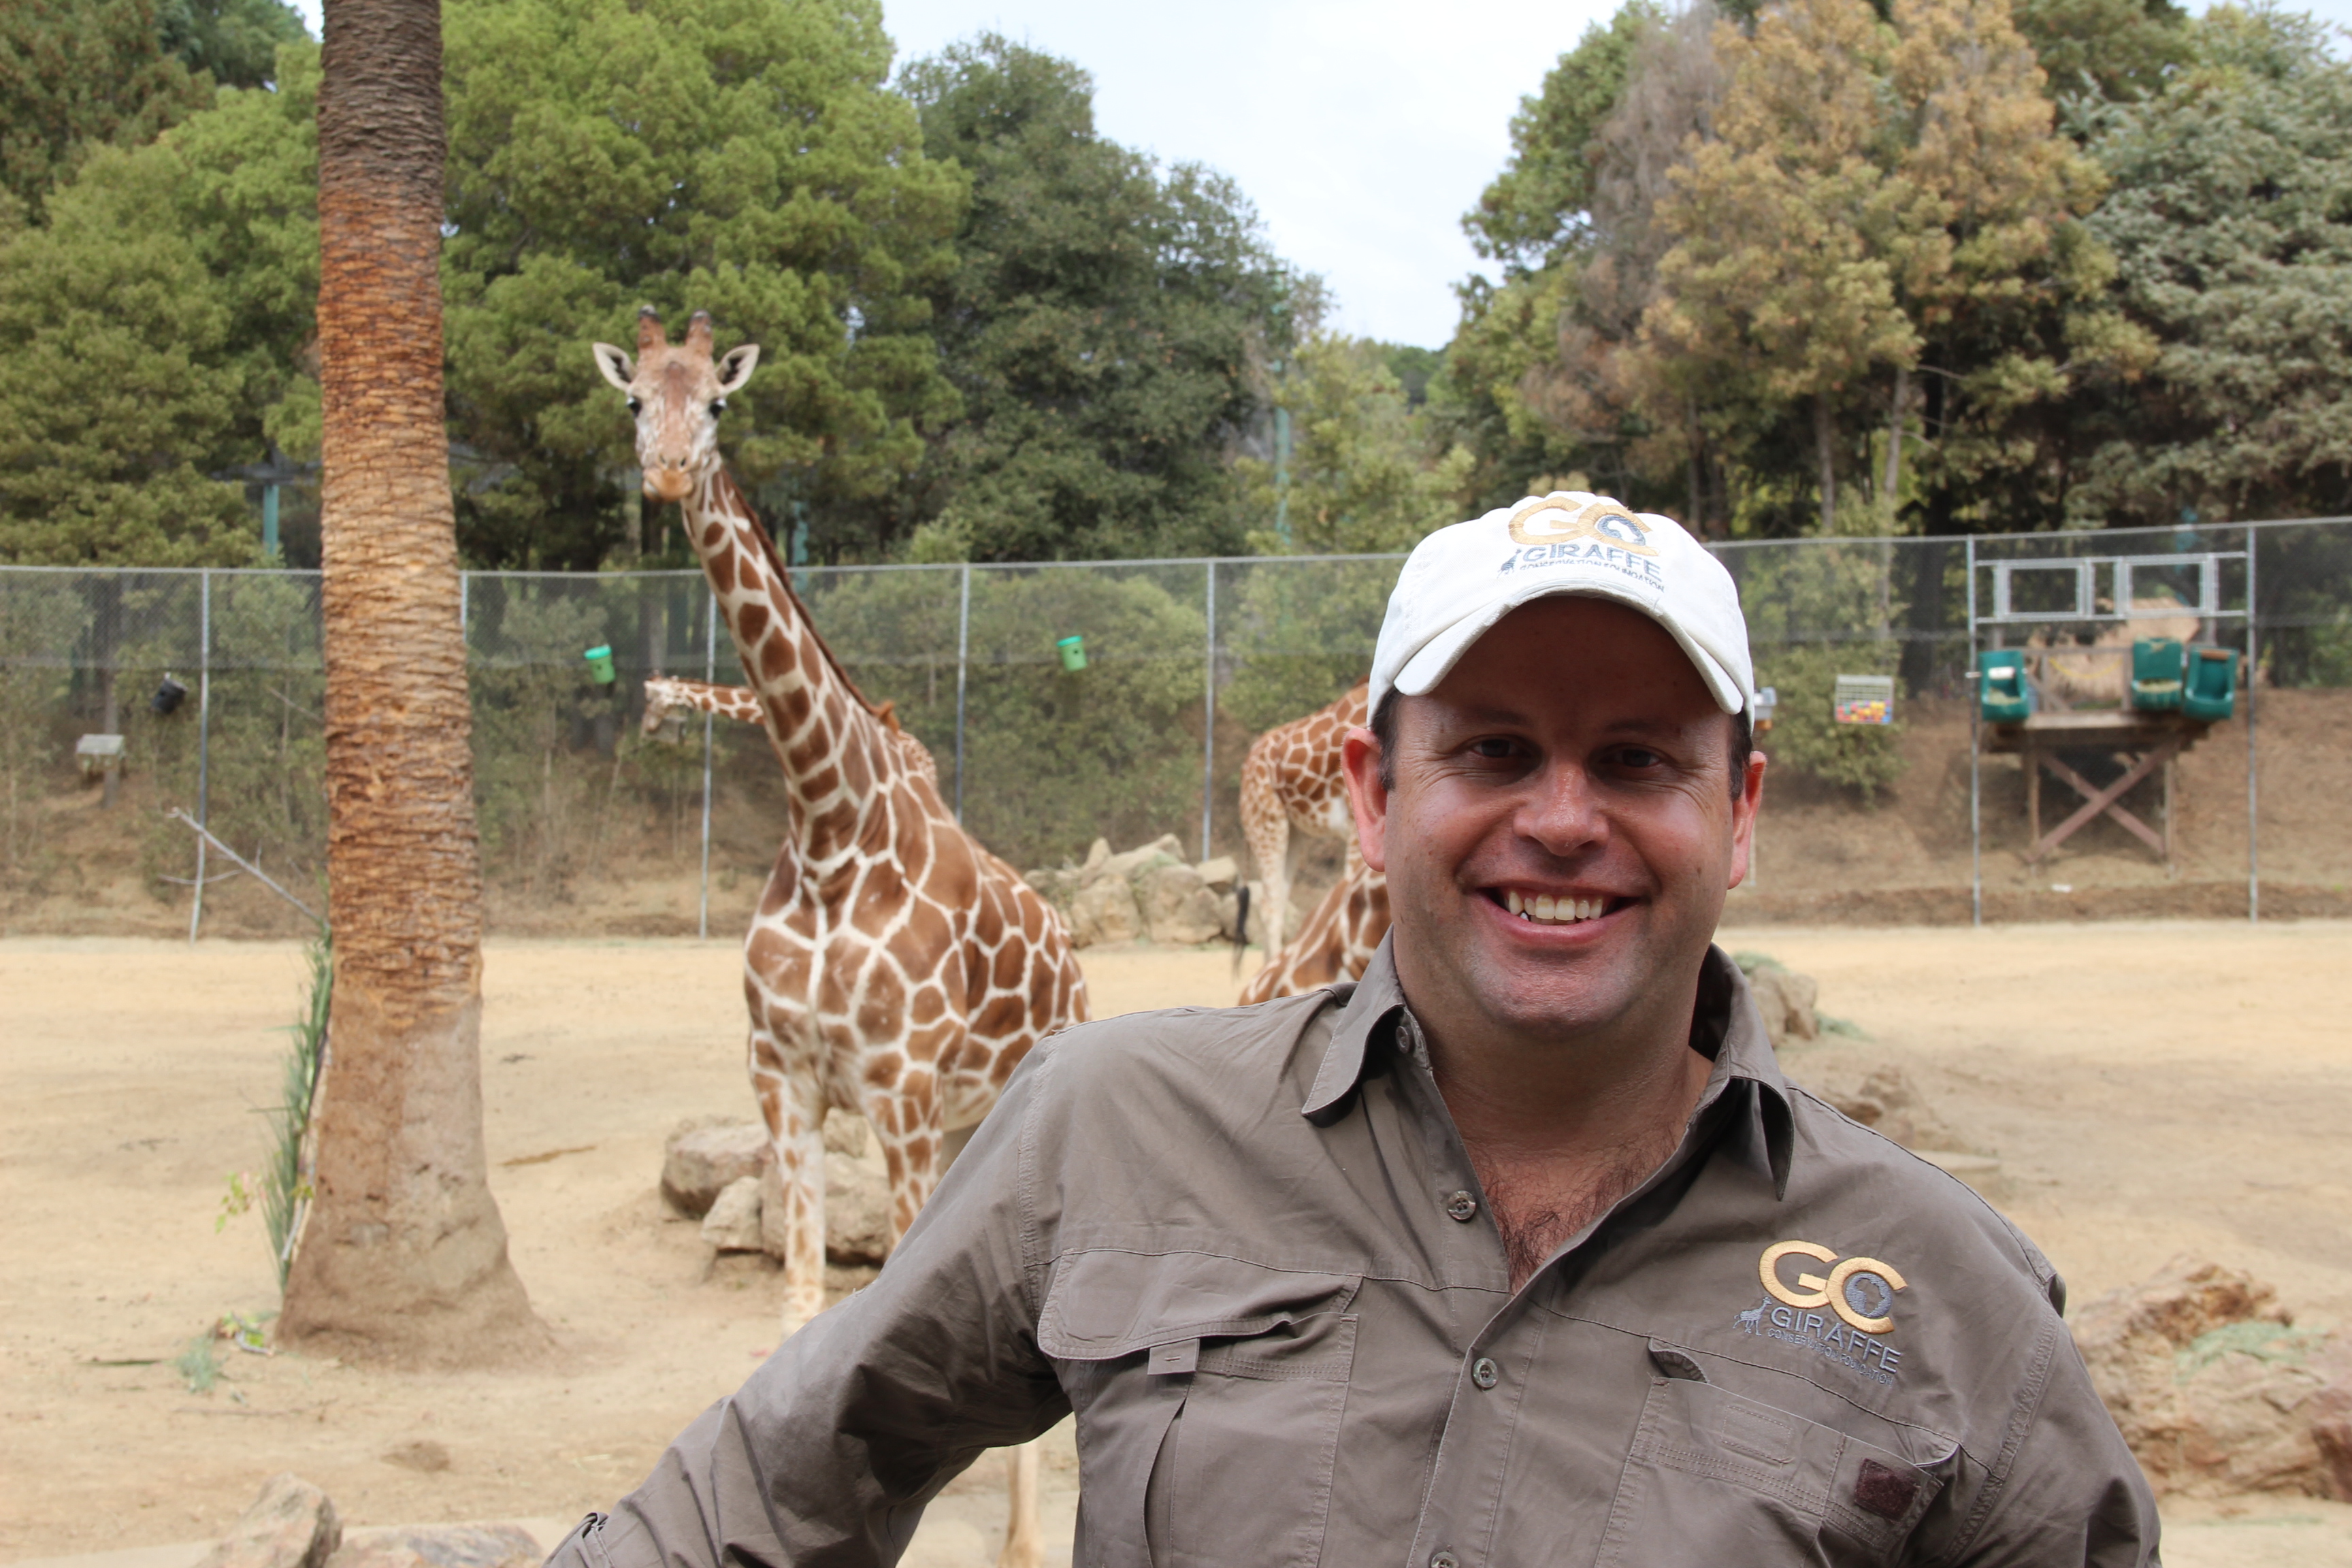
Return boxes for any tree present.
[0,0,210,219]
[2073,5,2352,525]
[896,35,1293,563]
[438,0,966,570]
[158,0,308,91]
[279,0,542,1365]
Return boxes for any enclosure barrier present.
[4,518,2348,941]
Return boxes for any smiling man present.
[551,495,2157,1568]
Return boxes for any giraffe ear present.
[591,343,636,393]
[715,344,760,396]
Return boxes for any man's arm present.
[547,1043,1072,1568]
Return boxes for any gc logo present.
[1505,493,1658,555]
[1759,1241,1908,1335]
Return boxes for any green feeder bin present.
[1056,635,1088,672]
[583,644,616,685]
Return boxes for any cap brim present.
[1390,581,1746,714]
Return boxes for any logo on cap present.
[1506,495,1657,557]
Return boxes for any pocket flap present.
[1038,1250,1360,1361]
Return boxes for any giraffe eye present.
[625,397,642,414]
[710,398,727,414]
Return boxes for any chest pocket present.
[1041,1250,1360,1568]
[1595,1364,1950,1568]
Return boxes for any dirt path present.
[4,927,2350,1565]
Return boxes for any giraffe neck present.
[681,463,901,860]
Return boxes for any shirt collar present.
[1302,933,1795,1197]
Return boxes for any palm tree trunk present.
[279,0,540,1365]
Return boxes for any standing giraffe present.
[642,676,941,789]
[596,309,1077,1568]
[1238,680,1369,957]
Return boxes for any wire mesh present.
[2,519,2345,939]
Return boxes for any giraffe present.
[595,309,1075,1568]
[1237,679,1369,958]
[1239,841,1388,1003]
[642,676,941,789]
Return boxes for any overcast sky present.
[291,0,2352,351]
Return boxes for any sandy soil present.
[5,926,2352,1566]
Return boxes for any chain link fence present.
[4,519,2347,940]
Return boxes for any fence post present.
[954,564,971,825]
[189,568,212,943]
[700,584,717,941]
[1200,561,1216,861]
[2247,523,2259,924]
[1966,537,1981,929]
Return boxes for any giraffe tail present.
[1229,885,1251,977]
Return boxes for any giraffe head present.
[593,307,760,504]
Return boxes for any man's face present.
[1345,596,1764,1048]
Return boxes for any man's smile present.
[1484,887,1637,928]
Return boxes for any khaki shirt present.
[555,941,2157,1568]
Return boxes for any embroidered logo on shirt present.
[1734,1239,1909,1386]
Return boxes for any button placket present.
[1471,1356,1500,1390]
[1443,1189,1479,1222]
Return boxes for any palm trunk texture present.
[279,0,541,1365]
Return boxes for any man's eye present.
[1468,738,1517,759]
[1614,747,1665,768]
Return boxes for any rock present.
[701,1175,765,1252]
[2072,1256,2352,1498]
[1082,837,1111,874]
[196,1473,340,1568]
[1023,867,1077,912]
[662,1117,769,1218]
[1217,887,1248,943]
[1795,1062,1960,1152]
[1141,863,1224,945]
[1067,874,1141,947]
[1744,964,1819,1050]
[325,1526,540,1568]
[1194,855,1239,892]
[1096,834,1186,887]
[755,1153,896,1266]
[823,1111,869,1158]
[380,1441,450,1474]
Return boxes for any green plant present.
[244,933,330,1289]
[174,1334,222,1394]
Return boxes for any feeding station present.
[1967,544,2249,882]
[1055,634,1088,672]
[583,644,617,685]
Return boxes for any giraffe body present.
[1239,840,1388,1002]
[1238,681,1369,958]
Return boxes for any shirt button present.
[1431,1553,1460,1568]
[1471,1356,1501,1390]
[1444,1190,1478,1222]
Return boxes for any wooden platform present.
[1983,710,2219,866]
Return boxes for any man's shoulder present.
[1036,989,1340,1097]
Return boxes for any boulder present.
[1081,837,1111,874]
[196,1473,340,1568]
[2072,1256,2352,1498]
[1023,867,1078,913]
[1746,964,1820,1050]
[325,1526,540,1568]
[1794,1062,1960,1152]
[1141,863,1224,946]
[755,1153,895,1266]
[662,1117,769,1218]
[700,1175,764,1252]
[1096,834,1186,887]
[1067,875,1141,947]
[823,1111,869,1158]
[1194,855,1239,893]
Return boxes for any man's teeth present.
[1502,890,1608,924]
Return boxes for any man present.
[553,494,2158,1567]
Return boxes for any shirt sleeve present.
[1945,1320,2161,1568]
[544,1040,1072,1568]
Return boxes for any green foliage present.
[1215,557,1395,734]
[174,1332,222,1392]
[0,42,317,567]
[1240,331,1473,555]
[252,932,329,1287]
[0,0,212,220]
[2074,6,2352,526]
[1735,533,1909,797]
[898,34,1292,563]
[465,583,617,887]
[156,0,306,91]
[2010,0,2187,103]
[440,0,966,570]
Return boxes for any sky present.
[289,0,2352,353]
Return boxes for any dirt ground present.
[6,926,2352,1567]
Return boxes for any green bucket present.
[583,644,616,685]
[1056,634,1088,672]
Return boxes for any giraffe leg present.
[750,1027,828,1335]
[1262,814,1292,961]
[997,1439,1044,1568]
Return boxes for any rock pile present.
[660,1114,892,1266]
[1024,835,1249,949]
[197,1475,542,1568]
[2072,1255,2352,1499]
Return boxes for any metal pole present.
[954,564,971,824]
[458,569,469,634]
[2246,524,2259,923]
[1966,537,1981,928]
[699,585,717,941]
[189,569,211,943]
[1200,562,1217,860]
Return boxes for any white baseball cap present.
[1369,491,1754,715]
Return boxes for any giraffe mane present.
[708,466,890,726]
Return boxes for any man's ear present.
[715,344,760,396]
[1727,749,1767,889]
[591,343,636,393]
[1340,725,1390,875]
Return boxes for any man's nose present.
[1518,757,1607,854]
